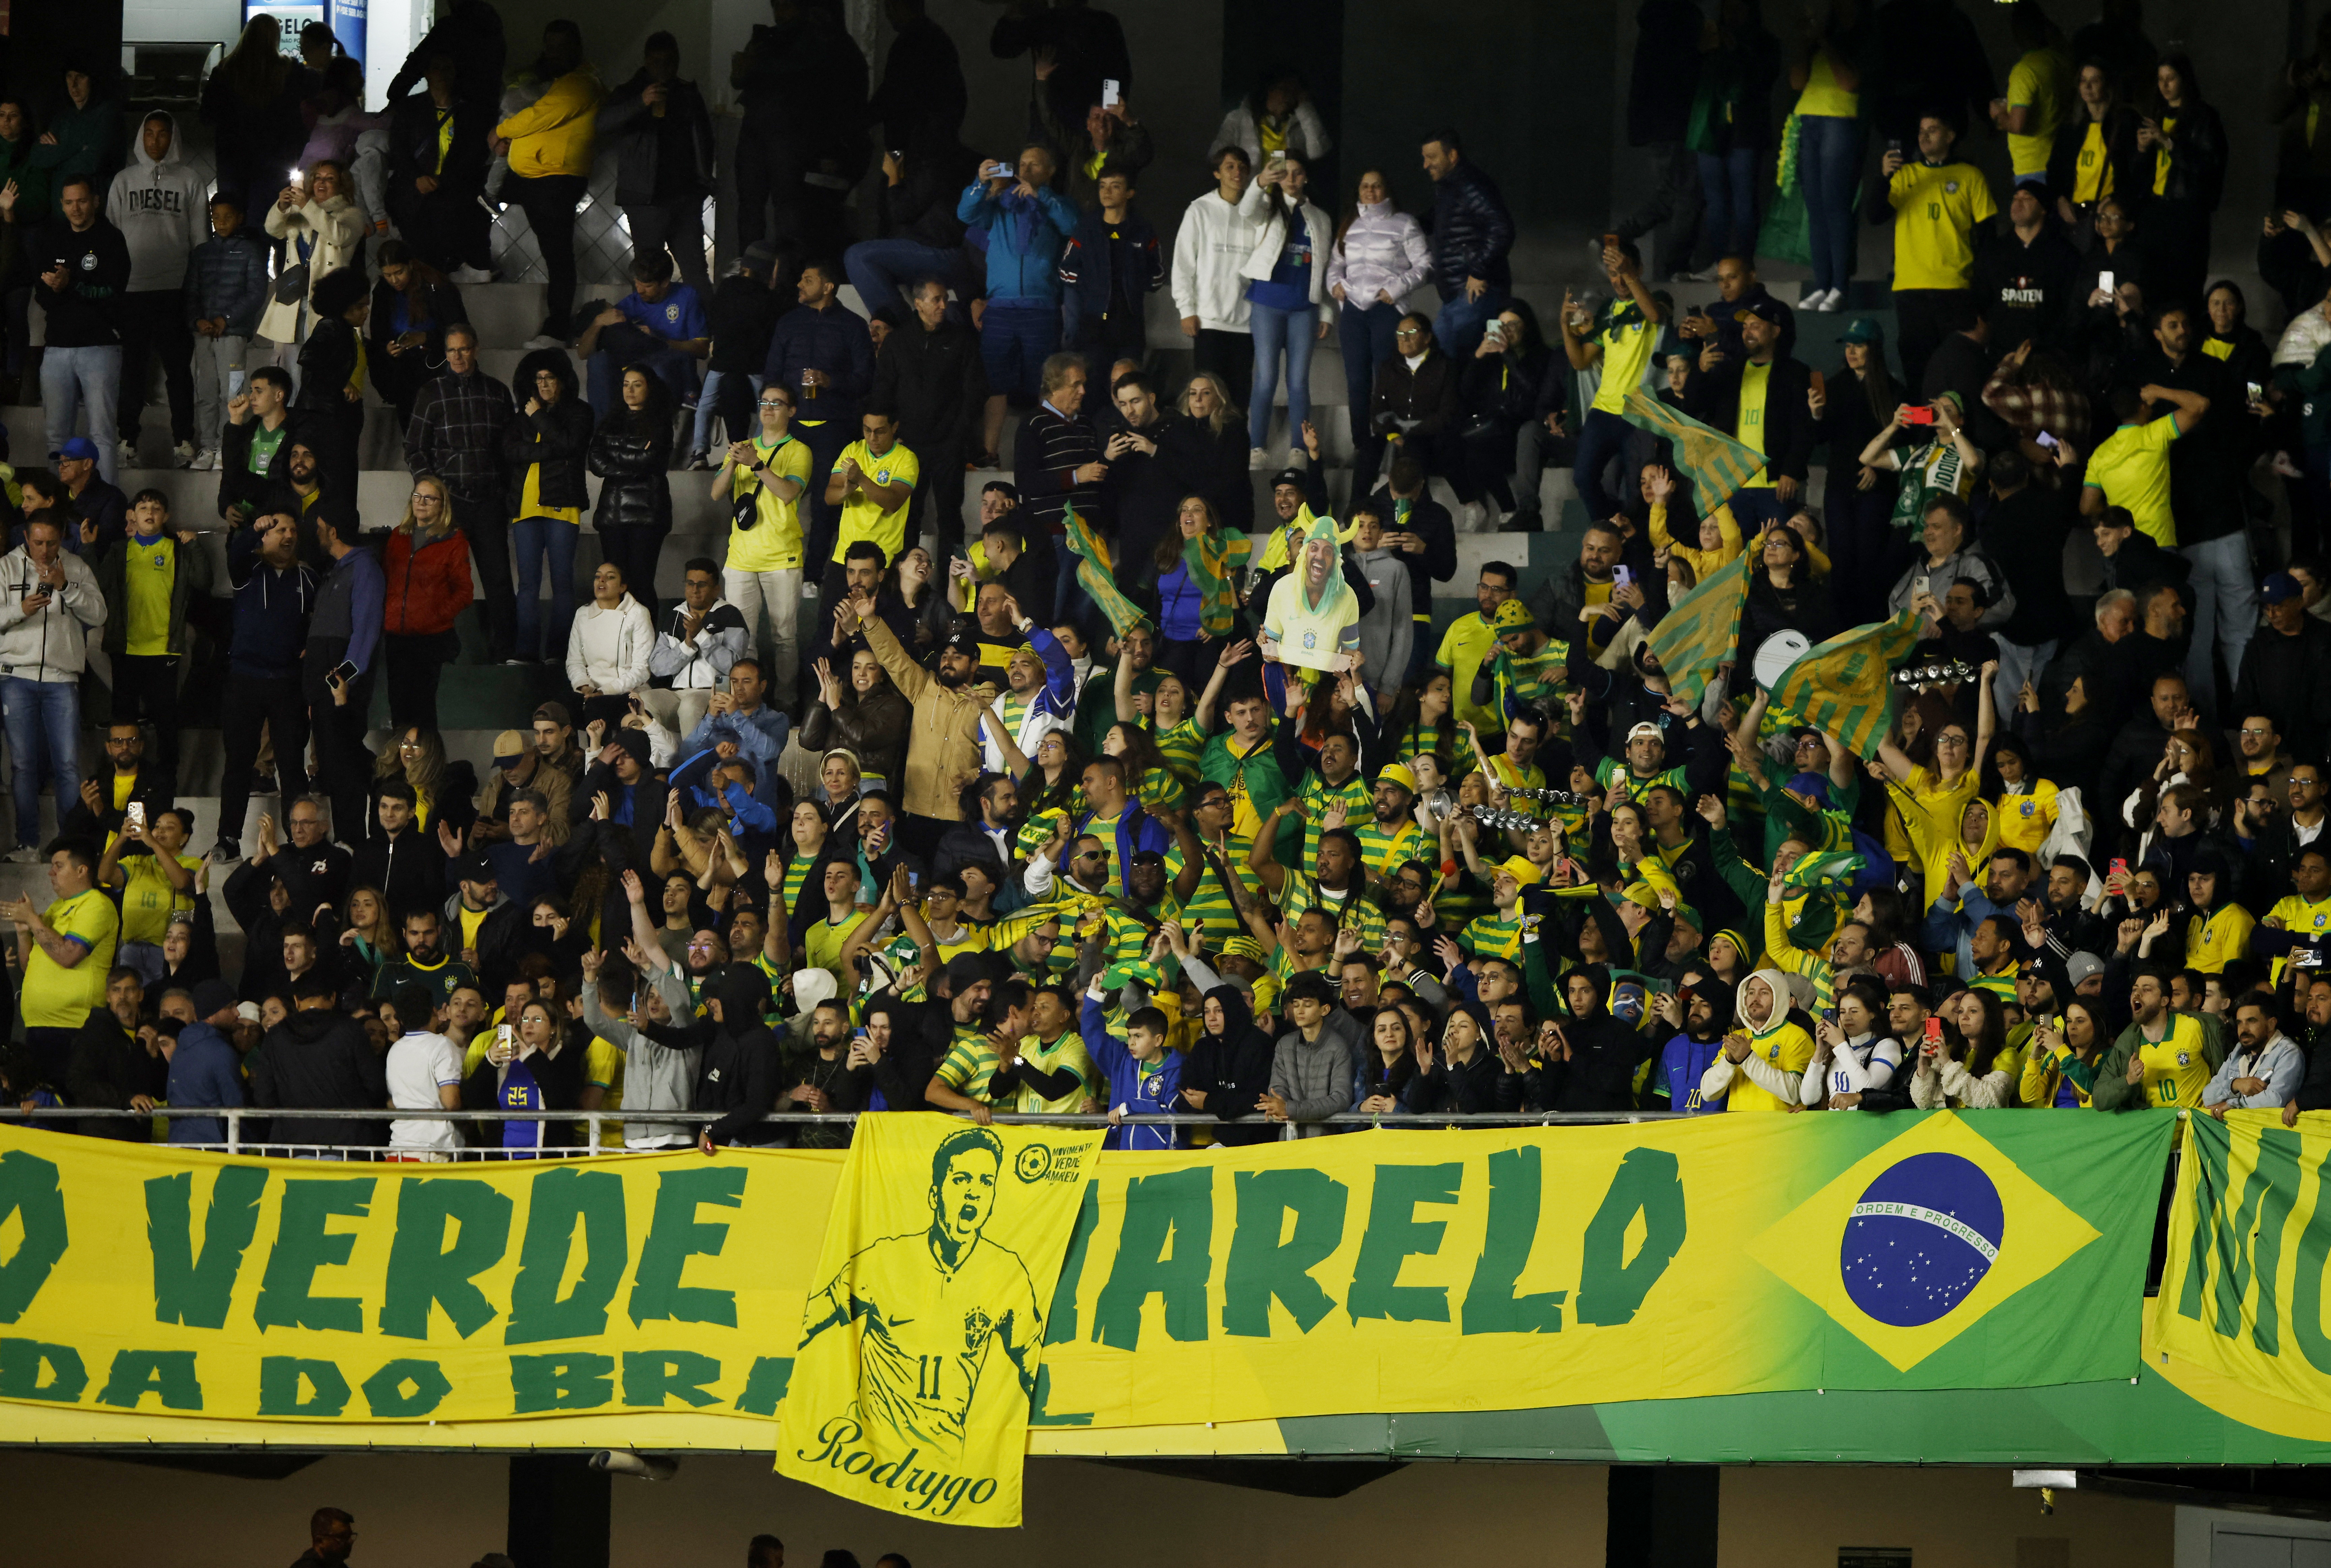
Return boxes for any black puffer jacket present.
[1426,159,1514,296]
[586,393,674,531]
[501,348,594,513]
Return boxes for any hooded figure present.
[2184,838,2257,974]
[502,346,596,515]
[1652,976,1736,1113]
[1697,966,1816,1112]
[1184,983,1277,1145]
[696,963,783,1147]
[105,110,207,293]
[1261,512,1360,674]
[1536,961,1649,1113]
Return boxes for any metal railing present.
[0,1105,1689,1160]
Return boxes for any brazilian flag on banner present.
[1645,546,1752,708]
[1768,610,1925,760]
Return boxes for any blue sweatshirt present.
[225,529,317,679]
[957,181,1079,304]
[1079,995,1183,1151]
[308,543,385,676]
[1653,1033,1728,1114]
[164,1022,246,1145]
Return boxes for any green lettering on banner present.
[511,1352,617,1413]
[1222,1167,1348,1336]
[0,1337,87,1402]
[732,1355,792,1415]
[2180,1123,2304,1355]
[1576,1148,1686,1327]
[362,1358,452,1417]
[253,1179,376,1333]
[147,1167,268,1329]
[622,1349,724,1408]
[626,1166,746,1327]
[2294,1144,2331,1374]
[1348,1163,1463,1324]
[1092,1167,1214,1350]
[378,1178,514,1340]
[2177,1117,2238,1327]
[95,1349,203,1410]
[504,1166,627,1345]
[1041,1181,1099,1348]
[258,1356,352,1416]
[0,1149,69,1323]
[1460,1146,1567,1335]
[1025,1361,1092,1427]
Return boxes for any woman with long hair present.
[1851,885,1927,991]
[291,266,370,490]
[2138,53,2226,305]
[369,724,479,843]
[1784,0,1866,311]
[1905,1000,2011,1108]
[893,544,951,653]
[2020,996,2112,1107]
[1214,67,1332,169]
[505,347,596,663]
[338,884,402,995]
[381,472,474,730]
[1382,670,1460,773]
[471,996,586,1152]
[1235,150,1333,468]
[1148,494,1251,682]
[1352,1003,1418,1116]
[368,240,466,425]
[564,560,656,728]
[1178,370,1252,530]
[1808,317,1903,623]
[1687,0,1781,266]
[1103,721,1184,813]
[1737,523,1838,673]
[1014,730,1089,862]
[1327,167,1429,477]
[799,647,910,793]
[1458,300,1561,528]
[2049,59,2142,242]
[201,18,307,236]
[587,364,675,625]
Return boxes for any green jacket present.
[2091,1008,2228,1111]
[96,530,216,658]
[1199,728,1298,863]
[0,133,53,232]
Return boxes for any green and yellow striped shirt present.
[934,1022,1001,1101]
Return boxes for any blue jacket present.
[669,745,781,838]
[761,302,874,427]
[164,1022,246,1145]
[1072,793,1170,873]
[1057,204,1163,321]
[1653,1033,1727,1113]
[957,180,1078,304]
[1427,159,1514,297]
[225,529,317,679]
[182,231,272,337]
[1080,995,1184,1150]
[680,704,791,800]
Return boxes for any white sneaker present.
[451,264,494,284]
[3,846,41,865]
[521,334,566,351]
[116,438,139,466]
[1813,289,1844,313]
[173,440,197,467]
[192,448,220,472]
[1249,447,1272,470]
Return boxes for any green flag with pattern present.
[1767,610,1925,760]
[1645,546,1752,707]
[1060,501,1149,638]
[1619,387,1768,513]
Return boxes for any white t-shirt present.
[387,1030,466,1152]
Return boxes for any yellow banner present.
[0,1133,835,1424]
[774,1115,1102,1527]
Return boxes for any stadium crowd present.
[7,0,2331,1154]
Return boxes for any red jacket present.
[382,525,474,636]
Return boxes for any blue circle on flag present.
[1838,1152,2003,1327]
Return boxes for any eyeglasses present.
[1394,327,1425,339]
[757,399,790,409]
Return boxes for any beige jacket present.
[862,613,996,823]
[258,193,367,344]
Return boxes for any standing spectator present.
[216,512,316,862]
[306,510,385,843]
[385,981,466,1159]
[565,561,656,728]
[255,160,368,365]
[493,23,602,347]
[1810,318,1902,624]
[958,147,1077,470]
[2233,575,2331,768]
[1879,114,1997,392]
[1419,129,1513,356]
[1171,147,1258,414]
[367,242,467,432]
[1328,169,1431,484]
[1059,162,1161,365]
[575,249,709,416]
[715,381,812,681]
[2136,55,2226,326]
[600,32,715,295]
[386,0,510,128]
[34,175,129,485]
[384,54,493,279]
[690,244,783,467]
[1971,182,2082,354]
[53,440,130,557]
[405,327,516,663]
[381,476,473,731]
[729,0,871,260]
[502,349,595,665]
[823,410,922,606]
[1032,80,1153,214]
[846,596,994,856]
[291,268,372,511]
[587,365,677,626]
[874,278,987,552]
[0,516,106,863]
[765,259,876,562]
[1016,354,1107,603]
[105,111,204,470]
[1990,1,2073,191]
[1560,240,1666,526]
[1615,0,1705,280]
[1979,448,2076,721]
[94,489,211,788]
[198,21,308,231]
[870,0,968,152]
[183,193,271,473]
[1787,0,1867,311]
[1683,297,1813,533]
[1215,68,1331,172]
[2048,60,2140,240]
[217,369,302,531]
[2080,379,2208,547]
[165,980,247,1146]
[848,142,977,317]
[1237,153,1331,469]
[1687,0,1780,271]
[2135,302,2246,719]
[992,0,1131,144]
[0,95,54,392]
[4,837,119,1083]
[1099,370,1208,577]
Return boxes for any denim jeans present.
[693,370,762,455]
[2180,532,2258,723]
[1993,638,2058,723]
[1338,300,1401,451]
[977,299,1062,402]
[1696,148,1758,265]
[41,345,123,484]
[1430,287,1508,358]
[844,238,972,316]
[1572,407,1636,523]
[1,677,80,849]
[512,515,580,662]
[1798,114,1861,296]
[1247,302,1317,451]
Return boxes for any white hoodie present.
[0,545,107,684]
[1170,188,1260,334]
[566,593,656,695]
[105,109,208,293]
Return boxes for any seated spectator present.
[576,249,709,416]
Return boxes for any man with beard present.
[2094,966,2226,1112]
[780,999,866,1148]
[2279,972,2331,1125]
[909,954,1003,1124]
[696,963,784,1150]
[2231,713,2297,810]
[273,438,339,562]
[369,906,479,1011]
[1354,762,1426,881]
[1647,972,1734,1113]
[848,589,993,859]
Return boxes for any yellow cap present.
[1492,599,1535,630]
[1380,762,1418,795]
[1498,855,1542,888]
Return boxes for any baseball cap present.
[1837,317,1885,346]
[1270,467,1308,492]
[533,700,573,729]
[190,978,237,1018]
[58,436,100,463]
[2065,951,2106,989]
[1733,296,1786,325]
[1491,599,1535,630]
[457,851,497,884]
[1379,762,1419,795]
[2263,571,2304,606]
[1626,721,1664,742]
[942,629,980,659]
[492,729,528,768]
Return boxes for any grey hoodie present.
[581,967,702,1147]
[105,110,208,293]
[1349,544,1415,685]
[1269,1016,1363,1138]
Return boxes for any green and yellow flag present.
[1782,848,1864,891]
[1645,546,1752,707]
[1059,502,1149,638]
[1185,528,1253,637]
[1620,387,1767,514]
[777,1114,1102,1527]
[1767,610,1924,760]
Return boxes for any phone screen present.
[1902,405,1935,426]
[2035,431,2059,450]
[330,659,359,686]
[1102,77,1121,107]
[2098,271,2115,294]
